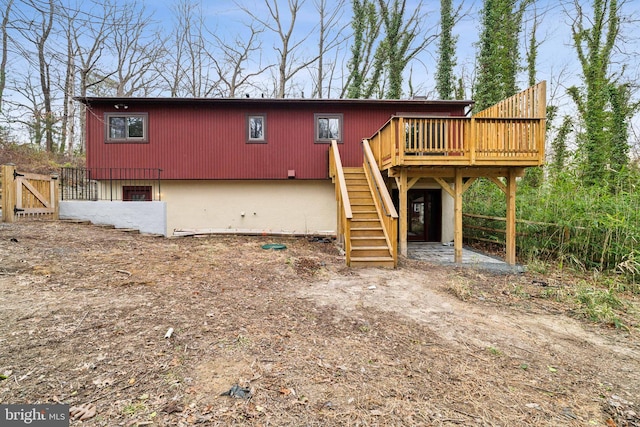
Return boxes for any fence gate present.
[1,164,59,222]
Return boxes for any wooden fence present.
[462,212,574,260]
[1,164,59,222]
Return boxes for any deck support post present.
[454,168,463,263]
[505,169,517,265]
[397,169,408,257]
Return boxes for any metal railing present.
[60,167,162,201]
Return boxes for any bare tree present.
[16,0,57,151]
[161,0,189,96]
[239,0,320,98]
[101,1,165,96]
[0,0,13,112]
[209,23,271,97]
[59,6,76,154]
[5,71,47,147]
[311,0,347,98]
[161,0,219,97]
[65,0,119,153]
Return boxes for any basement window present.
[123,186,152,201]
[105,113,148,143]
[315,113,342,143]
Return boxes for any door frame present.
[407,189,441,242]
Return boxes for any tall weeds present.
[464,170,640,283]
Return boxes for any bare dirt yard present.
[1,220,639,426]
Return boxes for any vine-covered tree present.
[473,0,530,111]
[377,0,436,99]
[566,0,638,186]
[549,115,572,179]
[525,9,539,88]
[435,0,457,100]
[345,0,436,99]
[344,0,381,98]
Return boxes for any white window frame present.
[247,114,267,143]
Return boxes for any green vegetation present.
[575,283,625,327]
[473,0,530,112]
[464,175,640,282]
[464,0,640,297]
[435,0,457,100]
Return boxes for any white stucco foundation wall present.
[59,201,167,236]
[162,180,337,237]
[441,191,454,242]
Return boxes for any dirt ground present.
[1,220,639,426]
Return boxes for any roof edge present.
[74,96,474,107]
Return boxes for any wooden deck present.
[330,82,547,268]
[368,82,546,170]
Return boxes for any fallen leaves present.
[69,403,97,421]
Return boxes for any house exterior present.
[67,83,545,267]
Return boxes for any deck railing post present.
[397,117,404,165]
[51,174,59,220]
[1,164,16,223]
[469,117,476,165]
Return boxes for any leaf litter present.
[0,220,638,426]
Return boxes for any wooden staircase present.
[343,167,395,268]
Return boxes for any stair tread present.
[350,256,395,261]
[351,246,391,250]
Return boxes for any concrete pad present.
[407,242,525,274]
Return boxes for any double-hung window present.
[315,113,342,143]
[105,113,148,143]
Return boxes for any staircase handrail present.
[329,140,353,264]
[329,140,353,219]
[363,139,398,266]
[362,139,398,219]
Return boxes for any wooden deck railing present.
[329,140,352,264]
[474,81,546,119]
[369,82,546,169]
[362,139,398,266]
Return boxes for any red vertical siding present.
[85,99,469,180]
